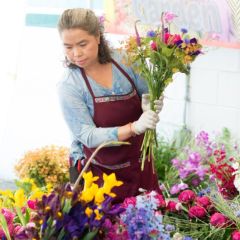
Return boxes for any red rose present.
[210,212,228,228]
[232,230,240,240]
[122,197,136,208]
[167,200,177,212]
[188,205,206,219]
[178,190,196,204]
[196,196,211,209]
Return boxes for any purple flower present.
[170,183,188,195]
[181,28,188,34]
[188,152,201,166]
[147,30,156,37]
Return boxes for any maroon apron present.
[80,59,160,203]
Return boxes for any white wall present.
[158,47,240,140]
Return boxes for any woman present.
[57,8,164,203]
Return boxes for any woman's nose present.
[73,47,83,57]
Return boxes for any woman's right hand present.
[132,110,159,135]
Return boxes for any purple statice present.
[147,30,156,37]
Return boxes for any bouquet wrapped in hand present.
[122,12,203,169]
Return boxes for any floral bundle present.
[122,12,202,169]
[15,145,69,187]
[0,171,124,240]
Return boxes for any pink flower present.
[164,33,182,45]
[150,41,157,51]
[1,208,15,224]
[178,190,196,204]
[27,199,37,210]
[154,194,166,208]
[210,212,228,228]
[163,12,178,24]
[0,223,14,238]
[166,200,177,212]
[188,205,206,219]
[232,230,240,240]
[196,196,212,210]
[122,196,136,208]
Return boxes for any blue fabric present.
[57,54,148,164]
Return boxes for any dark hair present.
[57,8,112,67]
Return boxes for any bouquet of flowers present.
[122,12,202,169]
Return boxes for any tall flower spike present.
[135,20,141,46]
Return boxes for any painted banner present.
[104,0,240,48]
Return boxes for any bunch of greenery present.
[154,127,192,186]
[15,145,69,187]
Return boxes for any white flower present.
[172,232,183,240]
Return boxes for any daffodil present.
[80,183,99,203]
[82,171,99,190]
[102,173,123,194]
[14,189,27,207]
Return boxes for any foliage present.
[154,127,192,186]
[15,145,69,187]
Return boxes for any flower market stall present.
[1,10,240,240]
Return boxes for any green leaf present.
[82,230,98,240]
[15,206,27,226]
[0,213,12,240]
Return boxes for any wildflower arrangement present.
[0,178,52,240]
[122,12,202,169]
[15,145,69,187]
[15,171,123,240]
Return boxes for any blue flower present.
[183,236,193,240]
[181,28,188,34]
[147,30,156,37]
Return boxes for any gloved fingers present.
[141,93,150,112]
[154,96,164,113]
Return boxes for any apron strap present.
[80,59,140,99]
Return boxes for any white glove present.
[142,94,164,114]
[132,110,159,135]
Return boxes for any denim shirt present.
[57,55,148,164]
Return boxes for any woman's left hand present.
[141,94,164,114]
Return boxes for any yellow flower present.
[85,207,93,217]
[83,171,99,190]
[14,189,27,207]
[0,189,14,199]
[80,183,99,203]
[94,209,102,220]
[29,189,44,200]
[172,68,179,73]
[102,173,123,194]
[94,188,105,205]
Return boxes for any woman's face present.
[61,28,100,69]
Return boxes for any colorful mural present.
[103,0,240,48]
